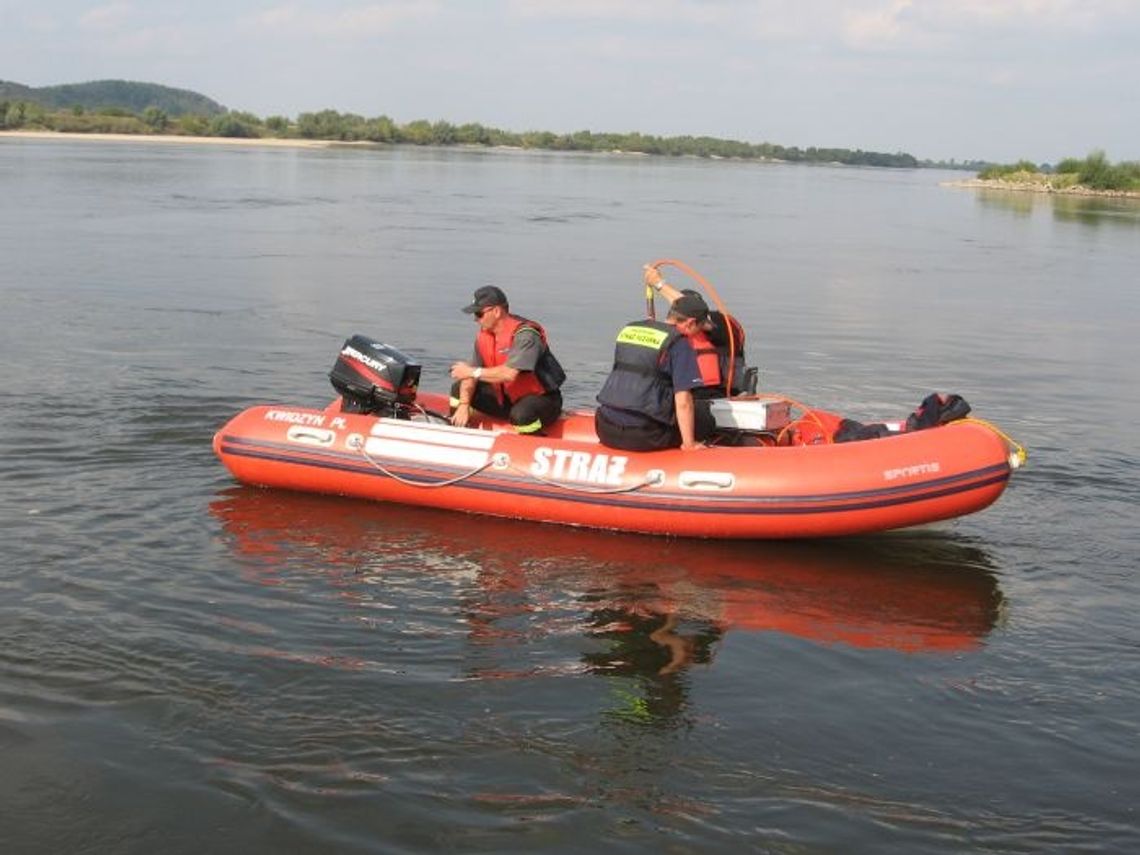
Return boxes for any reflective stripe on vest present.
[616,325,672,350]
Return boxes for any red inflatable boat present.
[213,338,1025,539]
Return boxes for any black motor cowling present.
[330,335,421,415]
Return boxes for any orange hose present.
[647,258,738,398]
[645,260,831,442]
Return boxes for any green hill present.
[0,79,225,116]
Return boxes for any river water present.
[1,138,1138,853]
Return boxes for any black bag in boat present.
[833,393,972,444]
[906,393,971,431]
[834,419,894,443]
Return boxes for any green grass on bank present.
[979,151,1140,192]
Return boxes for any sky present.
[3,0,1139,164]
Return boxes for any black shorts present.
[595,403,714,452]
[453,382,563,434]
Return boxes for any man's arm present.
[450,362,519,384]
[644,265,684,303]
[674,389,699,450]
[450,328,540,386]
[665,336,705,451]
[449,375,477,426]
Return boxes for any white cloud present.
[505,0,742,26]
[250,1,439,39]
[109,24,202,57]
[842,0,912,48]
[14,11,60,34]
[503,0,1136,53]
[840,0,1137,51]
[918,0,1127,31]
[79,2,132,31]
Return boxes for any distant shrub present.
[175,115,210,136]
[363,116,397,143]
[1118,161,1140,187]
[1078,151,1113,188]
[44,113,149,134]
[1,101,23,128]
[208,112,261,138]
[1046,151,1138,191]
[95,106,136,118]
[141,106,169,131]
[264,115,290,135]
[982,153,1140,192]
[977,160,1040,179]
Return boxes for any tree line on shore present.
[0,100,926,168]
[979,152,1140,192]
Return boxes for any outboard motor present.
[330,335,421,416]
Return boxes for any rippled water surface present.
[2,139,1138,853]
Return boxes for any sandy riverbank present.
[943,177,1140,199]
[0,130,635,157]
[0,129,370,149]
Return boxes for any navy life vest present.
[597,319,684,426]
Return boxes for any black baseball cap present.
[462,285,509,314]
[671,292,710,323]
[680,288,716,329]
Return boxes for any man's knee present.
[510,392,562,433]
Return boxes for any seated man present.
[643,266,753,398]
[595,292,716,452]
[450,285,565,434]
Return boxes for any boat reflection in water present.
[209,483,1003,638]
[210,487,1005,674]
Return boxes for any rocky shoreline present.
[943,177,1140,199]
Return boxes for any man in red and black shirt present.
[450,286,565,434]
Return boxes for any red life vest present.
[689,330,722,388]
[692,313,747,395]
[475,314,550,404]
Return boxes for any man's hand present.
[450,402,471,427]
[643,265,663,290]
[450,361,475,381]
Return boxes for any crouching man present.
[450,285,565,434]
